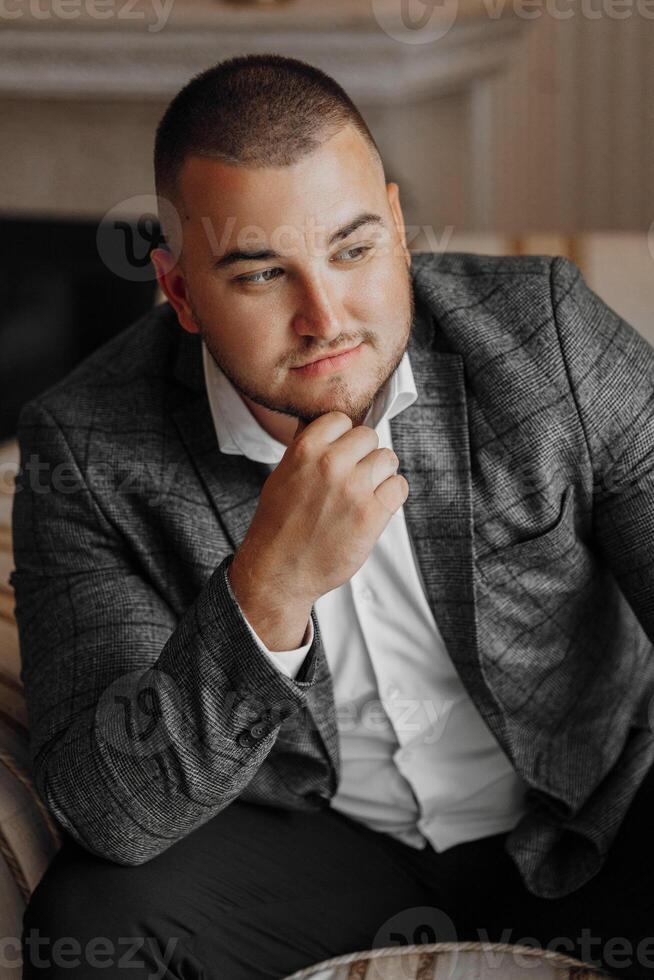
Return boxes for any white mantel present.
[0,0,527,232]
[0,0,523,102]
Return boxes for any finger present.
[356,446,400,491]
[293,411,353,446]
[374,473,409,516]
[322,424,380,470]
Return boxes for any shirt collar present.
[202,341,418,466]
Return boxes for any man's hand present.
[227,411,409,650]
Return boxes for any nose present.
[292,273,343,343]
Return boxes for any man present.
[12,53,654,980]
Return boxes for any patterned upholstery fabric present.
[0,438,62,956]
[281,942,612,979]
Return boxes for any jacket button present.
[250,722,269,739]
[237,733,254,748]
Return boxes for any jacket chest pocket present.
[475,485,576,570]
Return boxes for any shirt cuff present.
[239,608,315,679]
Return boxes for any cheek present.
[225,321,285,374]
[226,328,267,369]
[354,259,405,311]
[191,286,273,363]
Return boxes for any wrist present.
[228,556,313,652]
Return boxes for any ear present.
[386,182,410,268]
[150,247,199,334]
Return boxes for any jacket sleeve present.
[550,255,654,644]
[10,398,325,865]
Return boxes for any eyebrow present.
[211,211,385,271]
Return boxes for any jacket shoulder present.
[411,250,559,285]
[19,301,184,426]
[409,251,575,354]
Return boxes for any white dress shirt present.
[203,340,529,851]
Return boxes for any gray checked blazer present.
[10,251,654,900]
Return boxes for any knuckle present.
[342,472,359,501]
[292,438,311,463]
[317,450,339,479]
[352,498,372,527]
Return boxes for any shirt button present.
[397,747,413,764]
[385,685,402,701]
[358,587,374,602]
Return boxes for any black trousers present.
[21,765,654,980]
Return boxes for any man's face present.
[153,123,414,438]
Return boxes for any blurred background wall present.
[0,0,652,440]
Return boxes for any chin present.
[305,397,375,427]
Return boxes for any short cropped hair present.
[154,53,385,229]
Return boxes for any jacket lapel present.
[172,393,271,554]
[391,307,506,744]
[169,319,270,554]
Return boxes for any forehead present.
[177,124,385,241]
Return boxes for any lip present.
[291,343,363,377]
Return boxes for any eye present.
[235,267,284,285]
[334,245,373,262]
[234,244,373,285]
